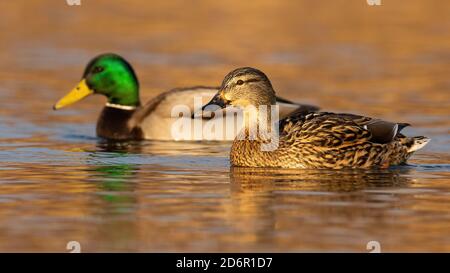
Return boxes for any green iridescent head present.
[53,53,140,110]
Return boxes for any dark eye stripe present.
[245,78,260,84]
[233,78,260,87]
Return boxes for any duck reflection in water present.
[230,167,412,192]
[225,167,414,250]
[84,143,141,251]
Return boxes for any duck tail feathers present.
[407,136,430,153]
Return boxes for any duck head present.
[53,53,140,110]
[202,67,276,112]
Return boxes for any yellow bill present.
[53,79,93,110]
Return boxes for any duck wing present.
[325,113,410,144]
[130,86,219,126]
[279,112,409,147]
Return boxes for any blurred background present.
[1,0,449,126]
[0,0,449,252]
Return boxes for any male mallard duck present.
[53,53,318,141]
[201,67,430,169]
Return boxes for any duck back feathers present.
[231,112,429,169]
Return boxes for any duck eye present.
[236,79,244,85]
[92,66,104,74]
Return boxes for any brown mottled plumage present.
[202,67,430,169]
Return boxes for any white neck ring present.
[105,103,136,111]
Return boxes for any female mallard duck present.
[53,53,318,141]
[201,67,430,169]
